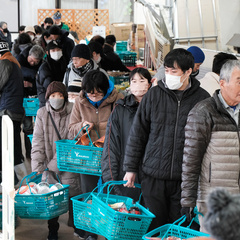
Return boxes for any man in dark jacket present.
[0,41,24,182]
[181,59,240,231]
[17,44,44,159]
[123,48,210,230]
[36,40,67,107]
[48,26,74,63]
[101,34,130,72]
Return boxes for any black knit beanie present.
[45,81,68,101]
[71,44,91,59]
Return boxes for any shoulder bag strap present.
[48,111,61,140]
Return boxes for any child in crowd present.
[31,81,82,240]
[68,69,123,240]
[101,67,152,201]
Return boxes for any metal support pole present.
[197,0,205,47]
[55,0,61,9]
[185,0,190,46]
[94,0,98,9]
[212,0,219,50]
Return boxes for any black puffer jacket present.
[36,55,67,107]
[123,77,210,180]
[181,90,240,208]
[101,94,141,201]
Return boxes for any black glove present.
[181,207,195,222]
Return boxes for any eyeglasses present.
[86,91,104,97]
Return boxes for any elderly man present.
[17,45,44,160]
[181,59,240,231]
[64,44,108,88]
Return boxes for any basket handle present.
[98,180,141,204]
[73,124,100,146]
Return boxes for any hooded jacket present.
[123,77,210,180]
[69,87,123,141]
[181,90,240,208]
[31,101,81,196]
[101,94,141,200]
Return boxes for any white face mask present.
[165,74,187,90]
[46,39,51,44]
[130,82,149,97]
[30,35,35,41]
[36,35,41,39]
[95,56,101,64]
[50,51,63,61]
[49,98,64,110]
[68,98,75,103]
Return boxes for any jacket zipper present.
[95,108,99,135]
[170,100,181,179]
[209,162,211,182]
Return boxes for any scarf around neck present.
[72,60,93,77]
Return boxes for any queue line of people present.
[0,16,240,240]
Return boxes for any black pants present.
[141,175,182,231]
[80,174,99,239]
[22,116,33,158]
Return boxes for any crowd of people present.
[0,11,240,240]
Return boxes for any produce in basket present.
[146,237,186,240]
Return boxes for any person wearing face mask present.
[69,69,123,240]
[48,25,74,63]
[123,48,210,231]
[101,68,152,202]
[36,41,67,107]
[63,43,108,89]
[0,21,12,51]
[31,81,82,240]
[88,41,104,67]
[24,26,36,42]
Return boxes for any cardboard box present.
[110,22,133,41]
[137,24,145,31]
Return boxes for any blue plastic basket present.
[15,171,69,220]
[142,216,210,239]
[116,41,128,51]
[71,193,100,235]
[56,125,102,176]
[91,181,155,240]
[23,98,39,116]
[116,51,137,66]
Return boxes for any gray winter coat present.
[31,101,81,197]
[181,90,240,208]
